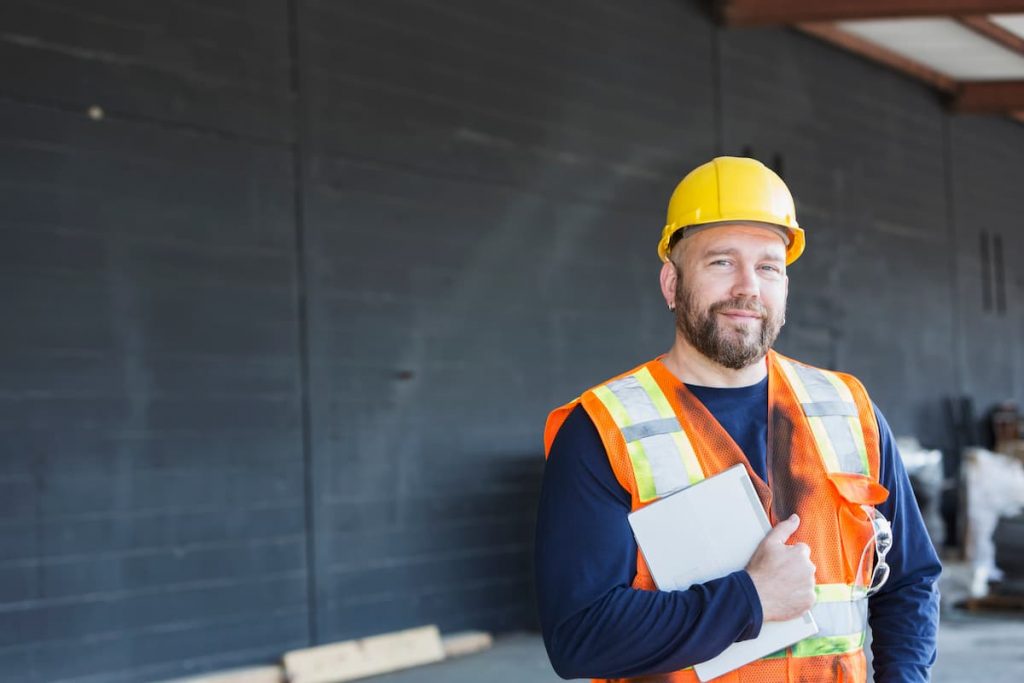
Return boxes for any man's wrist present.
[734,570,764,641]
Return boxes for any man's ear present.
[659,260,677,310]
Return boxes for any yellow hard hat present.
[657,156,805,265]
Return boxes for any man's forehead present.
[685,223,788,258]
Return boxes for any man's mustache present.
[708,298,767,318]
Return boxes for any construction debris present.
[963,447,1024,598]
[897,437,946,547]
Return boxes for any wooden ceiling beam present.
[951,80,1024,112]
[958,15,1024,56]
[797,22,958,92]
[718,0,1024,27]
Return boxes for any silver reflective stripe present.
[788,362,867,475]
[605,375,691,497]
[621,417,681,442]
[820,414,863,474]
[802,400,858,418]
[605,375,661,423]
[791,362,840,403]
[640,432,691,496]
[811,598,868,637]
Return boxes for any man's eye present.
[760,264,781,273]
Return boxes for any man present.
[535,157,941,682]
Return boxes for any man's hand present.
[745,513,816,622]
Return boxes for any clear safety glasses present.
[853,504,892,599]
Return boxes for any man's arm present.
[868,406,942,683]
[534,404,763,679]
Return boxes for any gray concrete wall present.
[0,1,1021,681]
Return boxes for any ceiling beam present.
[958,15,1024,56]
[951,80,1024,112]
[718,1,1024,27]
[797,22,957,92]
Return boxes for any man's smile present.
[719,309,763,321]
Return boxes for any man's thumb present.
[766,513,800,543]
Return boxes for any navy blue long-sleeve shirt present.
[535,373,941,681]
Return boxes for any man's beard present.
[675,280,785,370]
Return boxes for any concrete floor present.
[370,618,1024,682]
[374,560,1024,682]
[929,558,1024,682]
[933,611,1024,682]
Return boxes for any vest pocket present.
[828,472,888,585]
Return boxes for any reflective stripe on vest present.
[775,356,870,476]
[591,367,704,502]
[786,584,867,658]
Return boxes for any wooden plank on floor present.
[441,630,493,658]
[283,625,446,683]
[158,665,284,683]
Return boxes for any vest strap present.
[775,357,870,477]
[591,366,704,502]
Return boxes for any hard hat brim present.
[658,221,805,266]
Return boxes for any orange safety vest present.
[543,350,889,683]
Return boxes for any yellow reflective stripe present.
[791,632,864,658]
[593,384,631,428]
[846,414,870,475]
[815,583,855,602]
[808,416,843,472]
[635,367,703,483]
[820,371,870,476]
[776,356,812,403]
[821,370,856,403]
[634,367,675,418]
[595,383,659,501]
[626,439,658,502]
[670,430,705,485]
[777,358,845,473]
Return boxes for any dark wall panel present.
[296,0,717,644]
[0,3,309,674]
[950,116,1024,414]
[0,0,292,141]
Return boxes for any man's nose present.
[731,265,761,299]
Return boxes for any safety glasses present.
[853,504,892,599]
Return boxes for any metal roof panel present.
[836,17,1024,80]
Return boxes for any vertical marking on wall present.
[993,233,1006,315]
[287,0,319,646]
